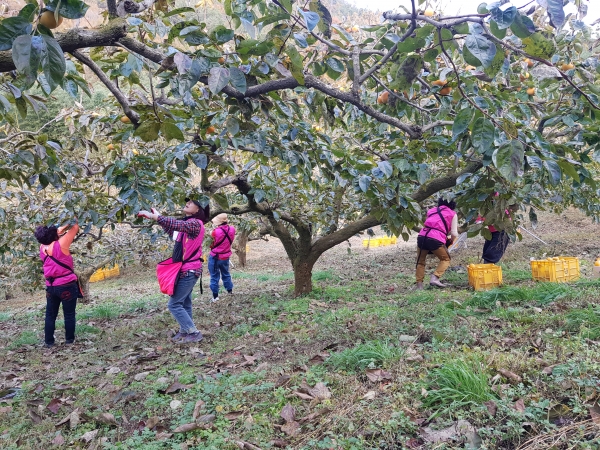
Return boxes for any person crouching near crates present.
[138,199,208,344]
[415,197,459,289]
[209,213,236,303]
[34,219,82,348]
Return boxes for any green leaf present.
[225,117,239,135]
[211,25,234,44]
[494,141,524,182]
[134,120,161,142]
[358,175,371,192]
[0,16,32,51]
[208,67,230,94]
[472,118,494,153]
[163,7,195,18]
[325,57,344,73]
[484,44,505,79]
[256,12,290,26]
[45,0,89,19]
[181,26,210,45]
[161,121,184,141]
[489,20,506,39]
[300,10,320,31]
[452,107,473,139]
[522,33,556,59]
[543,159,561,185]
[40,35,66,92]
[489,6,517,29]
[18,4,38,22]
[286,46,304,85]
[394,54,423,90]
[557,160,578,181]
[228,67,247,93]
[12,35,43,89]
[510,14,535,39]
[546,0,565,29]
[464,34,496,68]
[190,153,208,169]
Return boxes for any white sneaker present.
[210,297,219,303]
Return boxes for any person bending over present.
[415,198,459,289]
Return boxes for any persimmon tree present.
[2,0,600,293]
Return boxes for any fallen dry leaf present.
[270,439,289,448]
[232,440,263,450]
[146,416,160,430]
[192,400,205,420]
[281,420,300,437]
[298,407,331,424]
[28,408,42,424]
[275,375,291,388]
[196,414,216,423]
[0,406,13,415]
[308,382,331,400]
[46,398,62,414]
[156,431,173,440]
[497,369,522,384]
[134,372,150,381]
[366,369,393,383]
[589,404,600,425]
[293,391,314,401]
[224,411,243,420]
[362,391,377,400]
[80,429,98,443]
[52,432,65,445]
[280,404,295,423]
[95,412,118,426]
[542,364,558,375]
[173,422,201,433]
[308,353,328,365]
[160,381,192,395]
[405,355,424,363]
[514,398,526,413]
[169,400,182,410]
[106,367,121,375]
[484,400,497,417]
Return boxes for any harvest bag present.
[156,245,201,296]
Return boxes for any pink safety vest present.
[180,220,205,272]
[210,224,236,259]
[40,241,78,287]
[419,206,456,244]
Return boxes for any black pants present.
[45,282,78,345]
[482,231,510,264]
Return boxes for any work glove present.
[151,208,161,216]
[138,210,158,220]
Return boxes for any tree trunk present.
[293,258,316,296]
[78,273,92,303]
[234,229,250,268]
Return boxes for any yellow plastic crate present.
[89,270,105,283]
[391,237,398,244]
[104,264,120,279]
[370,239,381,247]
[531,257,579,283]
[362,239,370,247]
[468,264,503,291]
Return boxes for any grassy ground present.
[1,211,600,449]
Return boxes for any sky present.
[351,0,600,24]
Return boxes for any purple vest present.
[180,220,205,272]
[418,206,456,244]
[40,241,78,287]
[210,224,236,259]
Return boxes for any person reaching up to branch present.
[415,197,459,289]
[208,214,236,303]
[138,199,208,344]
[35,219,82,348]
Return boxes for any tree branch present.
[71,50,140,125]
[117,0,157,16]
[0,19,128,72]
[411,160,483,202]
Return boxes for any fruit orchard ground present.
[1,210,600,449]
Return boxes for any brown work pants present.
[415,238,451,283]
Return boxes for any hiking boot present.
[430,274,446,288]
[43,343,55,349]
[171,331,185,342]
[180,331,203,343]
[415,282,424,290]
[210,296,219,303]
[65,340,75,345]
[227,290,233,294]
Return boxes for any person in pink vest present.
[139,198,208,343]
[415,198,459,289]
[208,213,236,302]
[35,220,81,348]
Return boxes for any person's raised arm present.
[450,215,459,239]
[59,222,79,254]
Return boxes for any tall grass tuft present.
[466,283,572,309]
[327,340,403,372]
[564,307,600,339]
[423,360,495,416]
